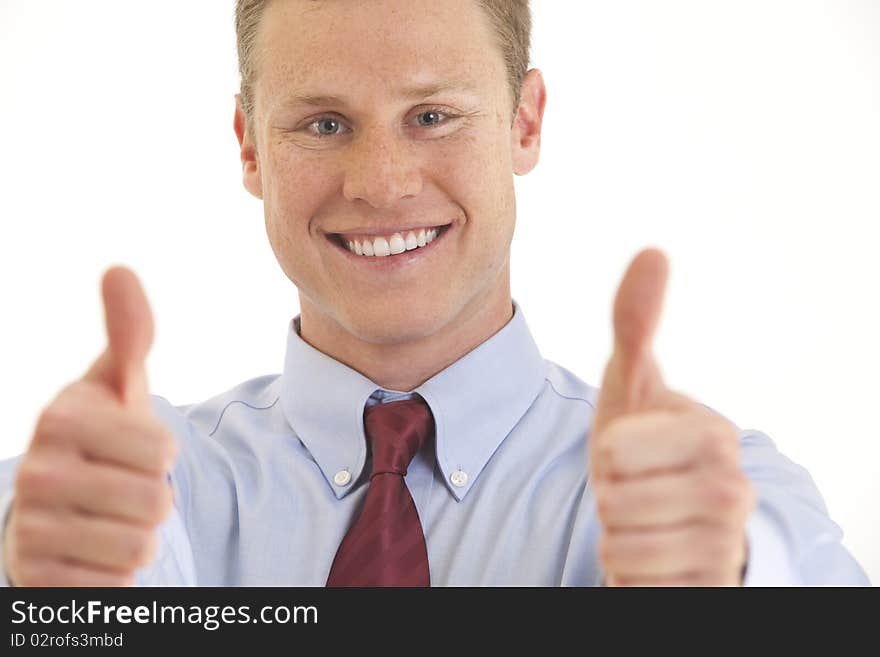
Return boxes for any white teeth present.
[373,236,391,257]
[343,227,446,257]
[388,233,406,255]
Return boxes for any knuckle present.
[594,440,617,475]
[13,512,48,551]
[13,559,43,586]
[121,528,157,569]
[34,404,70,445]
[701,421,738,463]
[709,534,734,566]
[36,391,89,447]
[594,417,629,473]
[713,471,756,519]
[708,476,742,512]
[701,529,742,570]
[5,561,24,586]
[147,425,178,472]
[17,454,75,503]
[593,484,613,523]
[598,534,616,568]
[158,429,179,466]
[31,564,69,587]
[139,485,164,523]
[14,458,54,497]
[35,383,117,448]
[36,564,69,587]
[141,481,173,524]
[718,418,741,449]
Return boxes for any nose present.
[342,126,422,209]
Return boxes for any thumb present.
[593,248,670,436]
[83,266,155,408]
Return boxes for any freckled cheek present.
[432,138,501,198]
[264,150,336,240]
[437,140,512,241]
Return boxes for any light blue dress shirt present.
[0,299,870,586]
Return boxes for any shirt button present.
[450,470,468,487]
[334,470,351,486]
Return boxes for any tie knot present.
[364,398,434,479]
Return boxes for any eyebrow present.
[282,82,480,108]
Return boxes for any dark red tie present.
[326,398,433,587]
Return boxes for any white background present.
[1,1,877,584]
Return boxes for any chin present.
[340,299,450,346]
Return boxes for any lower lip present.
[325,224,454,273]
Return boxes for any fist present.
[3,267,177,586]
[591,249,757,586]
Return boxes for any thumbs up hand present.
[3,267,177,586]
[591,249,756,586]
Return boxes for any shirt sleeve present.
[742,504,803,585]
[738,429,871,586]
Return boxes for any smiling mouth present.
[328,224,452,257]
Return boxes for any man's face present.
[235,0,545,347]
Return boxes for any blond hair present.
[234,0,531,143]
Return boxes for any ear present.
[233,94,264,200]
[510,69,547,176]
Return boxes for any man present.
[0,0,869,586]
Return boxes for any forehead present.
[256,0,505,107]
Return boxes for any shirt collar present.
[279,299,546,502]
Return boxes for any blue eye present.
[416,110,443,127]
[314,118,344,137]
[304,109,454,139]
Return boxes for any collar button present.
[450,470,468,487]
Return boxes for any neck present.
[297,264,513,392]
